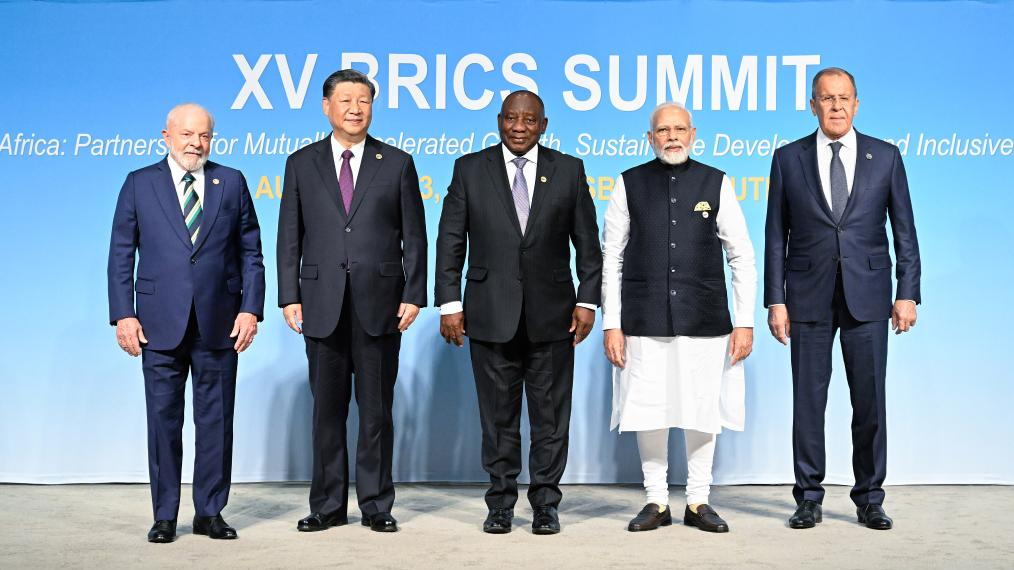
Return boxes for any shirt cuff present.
[576,302,597,311]
[439,301,463,315]
[602,315,621,330]
[896,299,918,306]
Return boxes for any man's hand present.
[397,303,420,333]
[570,306,596,347]
[728,327,754,365]
[440,312,466,347]
[115,317,147,357]
[768,305,791,346]
[282,303,303,334]
[891,300,917,335]
[604,329,626,368]
[230,312,258,353]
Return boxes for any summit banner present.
[1,1,1011,484]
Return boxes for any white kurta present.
[602,173,757,434]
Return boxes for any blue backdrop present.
[2,1,1012,485]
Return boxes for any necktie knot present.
[511,156,528,169]
[829,141,843,156]
[182,172,195,184]
[341,149,354,161]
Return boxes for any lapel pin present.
[693,200,712,212]
[865,153,872,160]
[212,178,220,185]
[540,176,547,183]
[376,153,383,160]
[702,211,709,219]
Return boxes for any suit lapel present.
[524,146,556,241]
[312,136,347,220]
[347,136,382,222]
[842,130,871,224]
[485,144,524,238]
[797,132,834,221]
[153,158,194,248]
[192,162,223,252]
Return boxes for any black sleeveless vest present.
[619,158,732,337]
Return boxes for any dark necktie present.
[181,172,202,245]
[511,156,530,233]
[339,149,354,213]
[829,141,848,222]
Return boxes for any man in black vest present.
[602,103,757,533]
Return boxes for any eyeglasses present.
[815,95,854,106]
[654,125,691,137]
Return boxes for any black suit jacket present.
[435,144,602,343]
[277,135,427,338]
[764,130,921,322]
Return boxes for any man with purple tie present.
[277,69,427,533]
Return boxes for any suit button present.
[670,290,677,296]
[670,267,676,273]
[670,198,677,204]
[837,226,844,233]
[670,243,676,249]
[670,176,676,181]
[190,258,197,264]
[832,255,840,262]
[339,262,347,270]
[671,220,677,225]
[345,227,351,233]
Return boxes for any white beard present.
[654,145,688,165]
[171,149,208,171]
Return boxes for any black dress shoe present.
[482,508,514,534]
[788,500,822,529]
[147,519,177,543]
[297,511,348,532]
[361,512,399,532]
[683,504,729,533]
[193,514,238,539]
[627,503,672,532]
[857,504,893,530]
[532,505,560,535]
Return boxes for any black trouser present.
[469,320,575,510]
[305,286,401,518]
[791,270,889,507]
[141,307,237,521]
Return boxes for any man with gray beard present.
[108,103,265,543]
[601,103,756,533]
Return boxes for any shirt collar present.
[502,143,539,166]
[816,127,857,151]
[331,134,367,160]
[166,154,204,184]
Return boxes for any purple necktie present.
[339,149,354,213]
[511,156,530,233]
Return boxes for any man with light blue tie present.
[764,68,921,531]
[108,103,265,543]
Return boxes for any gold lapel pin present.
[540,176,547,183]
[866,153,873,160]
[376,153,383,160]
[212,178,220,185]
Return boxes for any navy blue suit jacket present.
[108,158,266,350]
[764,130,921,322]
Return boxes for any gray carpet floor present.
[1,483,1010,569]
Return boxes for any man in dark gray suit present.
[435,90,602,535]
[277,69,427,533]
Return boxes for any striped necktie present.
[182,172,203,245]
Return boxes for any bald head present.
[162,103,214,171]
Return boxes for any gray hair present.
[166,103,215,131]
[810,67,857,99]
[649,102,693,131]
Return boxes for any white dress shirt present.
[440,144,596,315]
[166,154,204,211]
[330,135,366,188]
[815,127,857,206]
